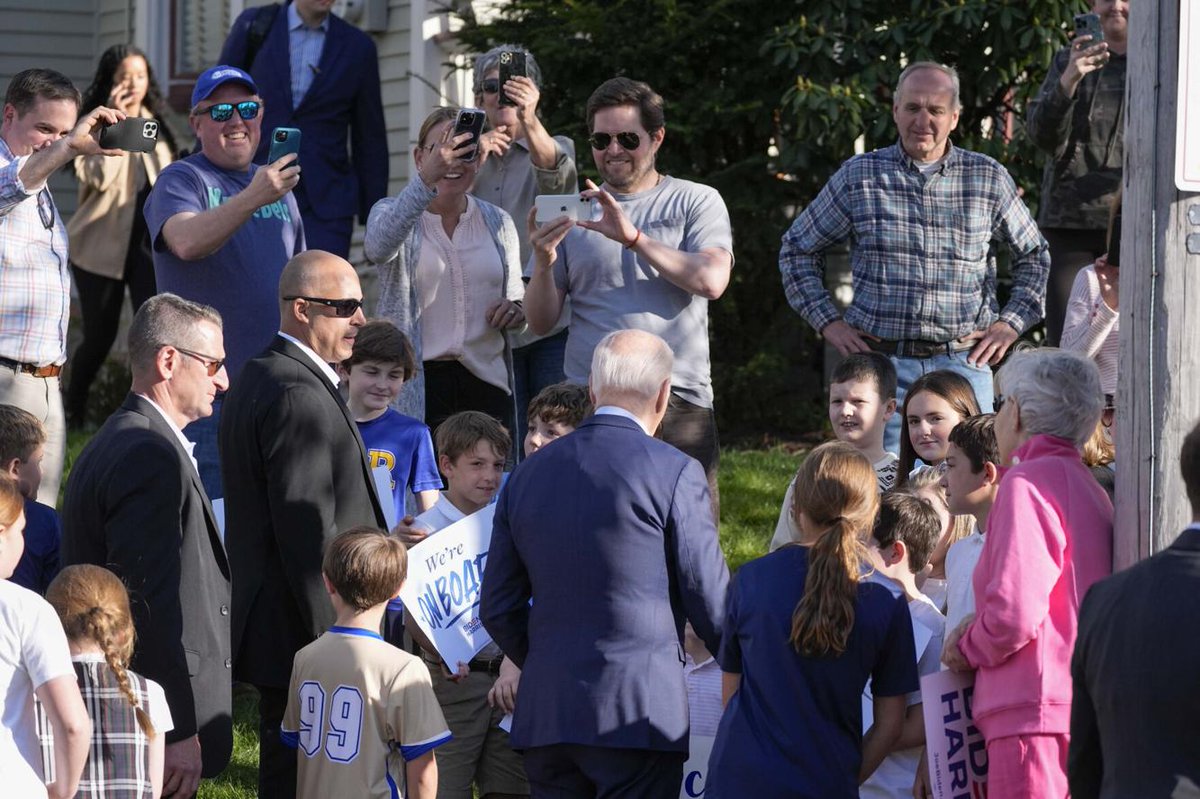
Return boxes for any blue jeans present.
[884,350,995,456]
[511,328,569,454]
[184,395,224,501]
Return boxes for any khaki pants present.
[0,369,65,506]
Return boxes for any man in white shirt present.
[62,293,233,798]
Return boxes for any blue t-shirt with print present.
[145,152,305,380]
[358,408,441,520]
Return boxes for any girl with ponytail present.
[46,564,174,798]
[706,442,920,798]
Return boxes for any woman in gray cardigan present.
[364,107,525,434]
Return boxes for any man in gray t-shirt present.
[524,77,733,500]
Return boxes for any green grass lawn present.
[62,432,801,797]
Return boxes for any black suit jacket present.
[219,336,386,688]
[1069,527,1200,799]
[61,394,232,776]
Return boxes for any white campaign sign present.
[921,670,988,799]
[680,734,715,798]
[399,505,496,671]
[1178,0,1200,190]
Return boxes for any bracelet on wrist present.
[625,229,642,250]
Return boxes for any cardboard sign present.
[680,734,715,798]
[399,505,495,671]
[921,670,988,799]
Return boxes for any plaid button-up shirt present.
[0,136,71,366]
[779,142,1049,342]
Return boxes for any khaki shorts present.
[428,663,529,798]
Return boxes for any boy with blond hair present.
[0,404,59,592]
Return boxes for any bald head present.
[279,250,366,362]
[589,330,673,419]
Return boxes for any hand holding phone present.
[1073,12,1104,45]
[98,117,159,153]
[268,127,302,166]
[498,51,527,107]
[534,194,599,225]
[452,108,486,163]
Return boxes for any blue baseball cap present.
[191,65,258,108]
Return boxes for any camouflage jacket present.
[1026,47,1125,231]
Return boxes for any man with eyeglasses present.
[0,68,126,505]
[524,77,734,510]
[219,249,387,799]
[63,293,233,798]
[145,64,306,502]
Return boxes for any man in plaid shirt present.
[780,62,1049,453]
[0,68,125,504]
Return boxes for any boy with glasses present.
[144,64,306,501]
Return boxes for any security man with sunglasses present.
[145,64,306,502]
[524,77,734,513]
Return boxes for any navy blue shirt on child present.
[357,408,441,519]
[9,498,61,594]
[706,545,917,799]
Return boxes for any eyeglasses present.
[175,347,225,376]
[36,188,54,230]
[993,394,1006,412]
[283,295,364,318]
[588,131,641,151]
[192,100,261,122]
[480,78,500,94]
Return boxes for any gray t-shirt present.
[551,175,732,407]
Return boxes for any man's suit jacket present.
[480,413,729,754]
[219,1,388,225]
[1069,527,1200,799]
[61,394,232,776]
[219,336,387,689]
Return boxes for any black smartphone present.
[453,108,486,162]
[98,117,159,153]
[1107,209,1122,268]
[268,127,302,165]
[498,51,527,107]
[1073,12,1104,45]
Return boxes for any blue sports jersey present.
[357,408,441,519]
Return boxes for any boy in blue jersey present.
[282,526,451,799]
[340,321,441,518]
[0,405,60,593]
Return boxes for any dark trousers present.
[512,328,569,458]
[297,203,354,260]
[424,359,516,448]
[256,684,297,799]
[66,259,157,424]
[524,744,685,799]
[1041,227,1107,346]
[657,393,720,518]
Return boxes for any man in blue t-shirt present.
[144,65,305,500]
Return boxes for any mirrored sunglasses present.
[195,100,262,122]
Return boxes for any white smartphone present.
[534,194,599,225]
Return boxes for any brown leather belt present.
[0,357,62,378]
[865,338,974,359]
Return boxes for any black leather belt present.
[0,356,62,378]
[865,338,974,359]
[468,654,505,677]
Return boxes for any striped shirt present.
[0,136,71,366]
[288,1,329,108]
[779,142,1049,342]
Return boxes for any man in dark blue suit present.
[220,0,387,258]
[481,329,729,798]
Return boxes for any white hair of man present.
[895,61,962,111]
[589,329,674,404]
[128,293,223,374]
[997,348,1104,447]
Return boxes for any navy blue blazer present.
[220,2,388,224]
[480,413,729,754]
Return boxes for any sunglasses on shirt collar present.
[283,295,364,318]
[192,100,262,122]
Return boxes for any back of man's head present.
[588,330,673,414]
[4,68,80,115]
[128,293,223,381]
[1181,420,1200,518]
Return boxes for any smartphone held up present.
[1073,12,1105,45]
[453,108,486,163]
[498,51,528,107]
[98,117,159,153]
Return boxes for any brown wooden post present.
[1115,0,1200,568]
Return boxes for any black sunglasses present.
[283,295,364,318]
[588,131,641,151]
[193,100,261,122]
[175,347,225,376]
[480,78,501,94]
[36,187,54,230]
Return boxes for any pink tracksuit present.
[958,434,1113,798]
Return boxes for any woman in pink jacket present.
[942,349,1113,798]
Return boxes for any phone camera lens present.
[275,130,287,142]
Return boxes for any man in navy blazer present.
[220,0,387,258]
[1069,420,1200,798]
[481,329,729,798]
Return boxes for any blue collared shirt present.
[287,1,329,108]
[779,141,1049,342]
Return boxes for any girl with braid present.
[46,565,174,798]
[706,442,919,798]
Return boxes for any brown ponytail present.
[46,565,156,738]
[788,442,880,657]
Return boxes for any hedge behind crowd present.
[454,0,1087,440]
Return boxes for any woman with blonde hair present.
[707,441,918,797]
[47,564,175,798]
[0,476,91,799]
